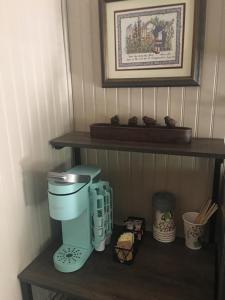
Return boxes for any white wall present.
[67,0,225,234]
[0,0,72,299]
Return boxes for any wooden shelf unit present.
[18,131,225,300]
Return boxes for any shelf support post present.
[212,159,223,205]
[210,159,223,241]
[20,281,33,300]
[72,148,81,166]
[211,158,224,300]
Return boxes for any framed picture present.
[99,0,206,88]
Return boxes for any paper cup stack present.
[152,192,176,243]
[153,213,176,243]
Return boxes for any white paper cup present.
[153,225,176,243]
[153,234,176,243]
[183,212,205,250]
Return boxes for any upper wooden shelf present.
[50,131,225,159]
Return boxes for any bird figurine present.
[128,116,138,127]
[143,116,157,127]
[111,115,120,126]
[164,116,176,128]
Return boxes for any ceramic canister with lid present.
[152,192,176,243]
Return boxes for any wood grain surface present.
[19,232,214,300]
[50,131,225,159]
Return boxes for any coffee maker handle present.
[48,172,90,184]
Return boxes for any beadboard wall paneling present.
[67,0,225,233]
[0,1,72,299]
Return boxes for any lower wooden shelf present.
[19,232,215,300]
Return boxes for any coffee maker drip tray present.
[53,244,91,273]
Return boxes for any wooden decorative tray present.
[90,123,192,144]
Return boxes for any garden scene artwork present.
[115,4,185,71]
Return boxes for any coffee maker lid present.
[48,165,101,195]
[70,165,101,181]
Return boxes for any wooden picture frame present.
[99,0,206,88]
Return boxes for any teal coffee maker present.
[48,165,113,273]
